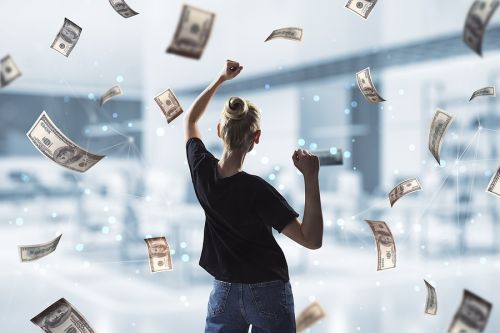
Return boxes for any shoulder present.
[186,137,216,169]
[244,173,278,193]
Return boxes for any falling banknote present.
[317,148,344,166]
[19,234,62,262]
[166,5,215,59]
[51,18,82,57]
[144,237,173,273]
[448,290,492,333]
[356,67,385,103]
[389,178,422,207]
[366,220,396,271]
[424,280,438,315]
[428,109,454,165]
[486,165,500,197]
[265,27,303,42]
[154,88,184,123]
[31,298,95,333]
[27,111,105,172]
[1,54,22,87]
[469,86,496,101]
[108,0,139,18]
[345,0,378,19]
[99,85,122,106]
[296,302,326,332]
[464,0,499,56]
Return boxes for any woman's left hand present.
[220,60,243,81]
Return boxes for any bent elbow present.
[307,240,322,250]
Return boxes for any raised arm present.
[282,149,324,250]
[184,60,243,142]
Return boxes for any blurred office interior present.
[1,0,500,332]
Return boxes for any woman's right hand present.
[292,149,320,177]
[219,60,243,82]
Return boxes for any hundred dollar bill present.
[486,165,500,197]
[356,67,385,103]
[51,18,82,57]
[424,280,437,315]
[1,54,22,87]
[470,86,496,101]
[448,290,492,333]
[31,298,95,333]
[296,302,326,332]
[166,5,215,60]
[154,88,184,123]
[389,178,422,207]
[428,109,454,165]
[144,237,173,273]
[108,0,139,18]
[345,0,378,19]
[464,0,499,56]
[19,234,62,262]
[265,27,303,42]
[99,85,122,106]
[316,148,343,166]
[27,111,105,172]
[366,220,396,271]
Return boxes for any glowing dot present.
[75,243,84,251]
[313,95,320,102]
[480,257,487,264]
[102,125,108,131]
[344,151,351,159]
[278,184,285,190]
[414,285,420,292]
[156,128,165,136]
[330,147,338,155]
[268,173,276,181]
[345,108,351,114]
[15,217,24,226]
[180,242,187,248]
[409,144,415,151]
[112,112,118,118]
[128,122,133,127]
[128,137,134,143]
[84,188,91,195]
[108,216,116,224]
[116,234,122,241]
[351,101,358,108]
[309,142,317,150]
[102,226,109,234]
[87,93,95,100]
[264,84,270,90]
[181,254,190,262]
[274,165,280,171]
[116,75,124,83]
[440,160,447,167]
[337,219,345,226]
[51,212,57,218]
[298,139,305,146]
[171,249,176,255]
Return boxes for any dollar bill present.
[345,0,378,19]
[469,86,496,101]
[27,111,105,172]
[108,0,139,18]
[389,178,422,207]
[296,302,326,332]
[144,237,173,273]
[166,5,215,60]
[316,148,343,166]
[486,165,500,197]
[265,27,303,42]
[99,85,122,106]
[51,18,82,57]
[424,280,437,315]
[464,0,499,56]
[428,109,454,165]
[448,290,492,333]
[366,220,396,271]
[31,298,95,333]
[356,67,385,103]
[19,234,62,262]
[1,54,22,87]
[154,88,184,124]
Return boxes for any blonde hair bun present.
[224,96,249,120]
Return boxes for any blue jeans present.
[205,279,296,333]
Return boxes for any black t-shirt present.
[186,138,299,283]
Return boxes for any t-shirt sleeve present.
[255,180,299,233]
[186,137,213,170]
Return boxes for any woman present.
[184,60,324,333]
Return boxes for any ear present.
[216,122,221,138]
[254,130,261,144]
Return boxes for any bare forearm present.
[301,174,323,248]
[186,76,225,124]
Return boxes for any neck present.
[218,147,247,177]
